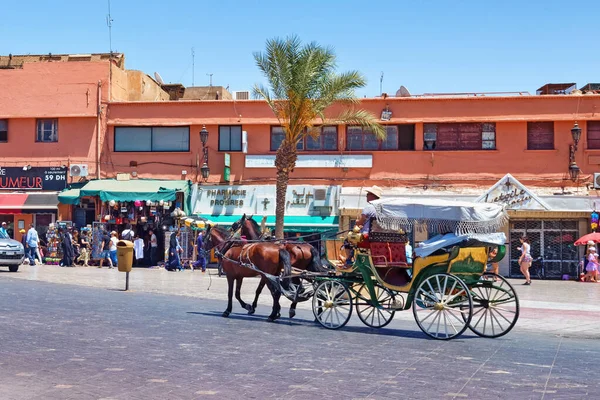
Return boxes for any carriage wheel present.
[466,273,520,338]
[412,273,472,340]
[312,280,353,330]
[355,284,396,328]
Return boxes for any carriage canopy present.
[371,198,507,235]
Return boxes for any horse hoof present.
[267,316,276,323]
[247,307,256,315]
[222,311,230,318]
[289,309,296,319]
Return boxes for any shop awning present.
[0,193,59,214]
[59,179,192,212]
[197,214,339,233]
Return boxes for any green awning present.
[57,188,81,205]
[198,214,339,233]
[58,179,192,213]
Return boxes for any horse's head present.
[238,214,261,240]
[203,224,232,251]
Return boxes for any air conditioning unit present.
[70,164,88,177]
[594,173,600,189]
[234,91,250,100]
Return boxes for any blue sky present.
[2,0,599,96]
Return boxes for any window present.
[271,126,338,151]
[218,126,242,151]
[346,125,416,151]
[0,120,7,142]
[305,126,338,151]
[398,124,416,150]
[114,126,190,152]
[36,119,58,142]
[527,122,554,150]
[423,123,496,150]
[587,121,600,149]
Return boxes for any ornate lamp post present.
[569,123,582,182]
[199,125,210,182]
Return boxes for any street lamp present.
[568,122,582,182]
[199,125,210,182]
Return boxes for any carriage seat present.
[370,242,411,287]
[369,242,409,267]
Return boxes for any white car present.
[0,237,25,272]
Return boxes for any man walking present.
[193,230,207,272]
[149,229,158,266]
[25,224,39,266]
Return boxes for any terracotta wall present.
[106,96,600,187]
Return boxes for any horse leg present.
[266,281,282,322]
[234,277,252,313]
[249,278,267,315]
[289,301,297,319]
[222,275,234,318]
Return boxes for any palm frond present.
[333,109,386,139]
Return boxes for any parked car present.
[0,236,25,272]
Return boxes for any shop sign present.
[206,188,247,207]
[194,185,339,216]
[245,154,373,168]
[476,173,550,210]
[0,166,67,191]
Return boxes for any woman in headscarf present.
[165,231,183,271]
[60,227,75,267]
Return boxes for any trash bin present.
[116,240,134,272]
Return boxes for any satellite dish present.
[396,85,411,97]
[154,72,165,85]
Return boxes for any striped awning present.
[0,193,59,214]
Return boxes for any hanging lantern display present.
[104,215,111,221]
[591,211,599,232]
[159,200,164,206]
[134,200,142,207]
[109,200,116,207]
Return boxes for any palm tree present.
[253,35,385,239]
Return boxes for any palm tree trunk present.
[274,141,297,239]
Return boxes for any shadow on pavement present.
[185,310,472,340]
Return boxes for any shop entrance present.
[509,219,579,279]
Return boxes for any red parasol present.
[574,232,600,246]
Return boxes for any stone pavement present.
[1,277,600,400]
[3,264,600,338]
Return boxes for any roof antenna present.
[191,47,195,86]
[380,71,384,96]
[106,0,113,56]
[207,73,213,87]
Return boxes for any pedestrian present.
[149,229,158,267]
[133,234,145,265]
[0,222,9,238]
[77,230,91,267]
[192,230,207,272]
[109,231,119,268]
[59,227,74,267]
[98,229,114,269]
[19,229,27,247]
[165,231,183,271]
[25,224,39,266]
[487,246,501,281]
[72,229,81,261]
[584,246,599,282]
[518,236,533,285]
[121,223,134,241]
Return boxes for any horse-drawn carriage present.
[204,198,519,340]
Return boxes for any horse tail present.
[279,248,292,277]
[309,244,330,272]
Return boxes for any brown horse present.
[231,214,330,318]
[203,224,292,322]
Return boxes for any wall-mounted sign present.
[0,166,67,191]
[381,108,392,121]
[476,173,550,210]
[194,185,339,217]
[245,154,372,169]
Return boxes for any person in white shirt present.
[109,231,119,267]
[355,186,383,234]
